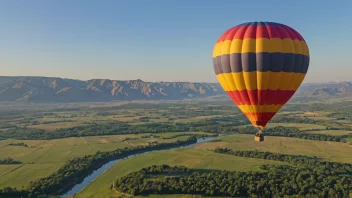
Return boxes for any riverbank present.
[62,136,216,197]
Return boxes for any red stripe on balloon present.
[226,90,295,105]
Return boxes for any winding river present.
[61,136,215,197]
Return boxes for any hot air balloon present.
[212,21,309,142]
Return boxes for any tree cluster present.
[0,157,21,164]
[8,142,28,147]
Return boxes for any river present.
[61,136,215,197]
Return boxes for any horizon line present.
[0,75,350,85]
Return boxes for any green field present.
[0,164,22,177]
[0,133,202,189]
[0,163,64,189]
[195,134,352,163]
[76,147,287,198]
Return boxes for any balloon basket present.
[254,135,264,142]
[254,131,264,142]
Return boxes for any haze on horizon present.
[1,0,351,83]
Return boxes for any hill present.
[0,76,223,102]
[299,81,352,97]
[0,76,351,102]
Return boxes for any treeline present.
[271,116,325,125]
[262,128,342,142]
[142,133,216,140]
[41,120,75,124]
[138,164,189,174]
[328,112,352,120]
[233,126,342,142]
[0,187,30,198]
[272,116,352,130]
[0,136,197,198]
[0,157,21,164]
[214,148,352,173]
[0,119,246,140]
[0,120,280,140]
[94,103,234,118]
[0,122,188,140]
[0,123,16,129]
[0,119,346,142]
[8,142,28,147]
[114,154,352,197]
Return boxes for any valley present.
[0,95,351,197]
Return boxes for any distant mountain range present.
[0,76,350,102]
[298,81,352,97]
[0,76,223,102]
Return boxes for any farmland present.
[0,97,351,197]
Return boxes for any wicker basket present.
[254,135,264,142]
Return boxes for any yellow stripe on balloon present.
[237,104,283,113]
[212,38,309,58]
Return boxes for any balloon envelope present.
[212,21,310,130]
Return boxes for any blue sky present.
[1,0,351,83]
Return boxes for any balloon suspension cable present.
[255,129,262,137]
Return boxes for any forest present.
[114,150,352,198]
